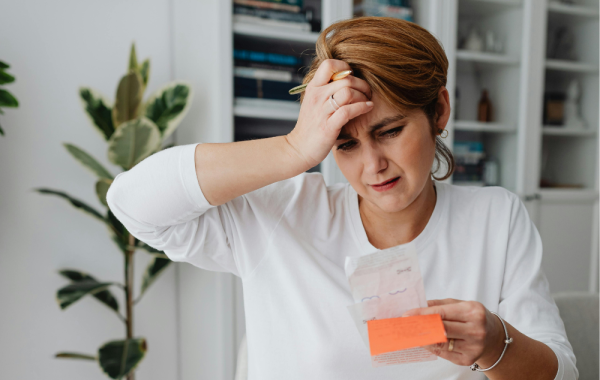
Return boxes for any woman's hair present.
[300,16,455,180]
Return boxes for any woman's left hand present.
[402,299,505,367]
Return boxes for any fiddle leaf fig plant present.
[33,42,193,380]
[0,60,19,136]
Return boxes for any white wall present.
[0,1,180,379]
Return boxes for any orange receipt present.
[366,314,447,356]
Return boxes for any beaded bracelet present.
[470,311,514,372]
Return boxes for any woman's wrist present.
[476,312,509,368]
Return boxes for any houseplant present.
[0,60,19,135]
[34,43,193,380]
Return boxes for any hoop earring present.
[438,129,448,138]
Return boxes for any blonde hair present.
[300,16,455,180]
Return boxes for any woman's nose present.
[362,142,388,174]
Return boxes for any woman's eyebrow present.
[336,114,406,140]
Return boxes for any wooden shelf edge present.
[454,120,517,133]
[545,59,599,73]
[233,22,319,43]
[542,126,597,136]
[457,50,519,65]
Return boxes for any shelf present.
[538,188,599,202]
[233,22,320,43]
[542,126,597,136]
[457,50,519,65]
[454,120,517,133]
[545,59,599,73]
[234,97,300,121]
[459,0,522,16]
[452,180,485,187]
[547,2,599,17]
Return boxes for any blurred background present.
[0,0,598,379]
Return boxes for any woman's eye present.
[381,126,403,138]
[336,141,356,151]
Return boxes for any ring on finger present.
[448,339,455,352]
[329,94,340,111]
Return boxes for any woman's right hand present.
[285,59,374,169]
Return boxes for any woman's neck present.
[358,177,437,250]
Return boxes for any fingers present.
[310,59,353,87]
[325,75,372,100]
[402,302,470,321]
[326,102,374,132]
[427,298,461,307]
[324,88,369,113]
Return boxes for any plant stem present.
[125,234,135,380]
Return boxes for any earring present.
[438,129,448,138]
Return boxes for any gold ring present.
[448,339,455,352]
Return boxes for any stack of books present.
[233,0,312,32]
[353,0,414,22]
[452,141,485,185]
[234,49,305,102]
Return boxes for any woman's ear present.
[435,86,451,132]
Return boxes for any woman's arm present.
[196,59,373,207]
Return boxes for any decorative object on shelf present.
[484,30,504,54]
[547,25,576,61]
[0,60,19,136]
[353,0,414,22]
[234,0,303,13]
[33,43,193,380]
[483,157,499,186]
[463,27,484,52]
[477,89,492,122]
[543,92,566,126]
[563,79,586,129]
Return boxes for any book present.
[235,77,302,101]
[234,66,304,83]
[233,0,303,13]
[234,49,303,67]
[234,5,307,23]
[354,2,413,21]
[233,14,311,31]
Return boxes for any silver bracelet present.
[470,311,514,372]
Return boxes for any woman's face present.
[332,89,449,214]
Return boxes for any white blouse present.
[107,143,578,380]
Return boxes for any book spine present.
[233,15,311,31]
[233,5,307,23]
[233,49,303,67]
[234,66,294,82]
[234,77,302,101]
[233,0,302,13]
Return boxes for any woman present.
[107,17,576,380]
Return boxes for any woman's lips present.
[371,177,400,192]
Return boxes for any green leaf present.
[56,281,114,310]
[0,89,19,108]
[56,352,97,360]
[98,338,147,379]
[96,178,112,207]
[79,87,115,140]
[0,61,9,69]
[0,70,15,85]
[63,143,114,180]
[139,59,150,87]
[140,257,171,295]
[59,269,119,313]
[107,117,161,170]
[0,124,4,136]
[107,210,131,253]
[144,82,192,139]
[128,43,138,72]
[112,72,143,128]
[34,188,106,223]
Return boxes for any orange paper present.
[367,314,447,356]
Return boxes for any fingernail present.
[366,101,374,107]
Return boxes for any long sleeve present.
[498,193,578,380]
[106,143,300,278]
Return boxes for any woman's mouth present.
[371,177,400,192]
